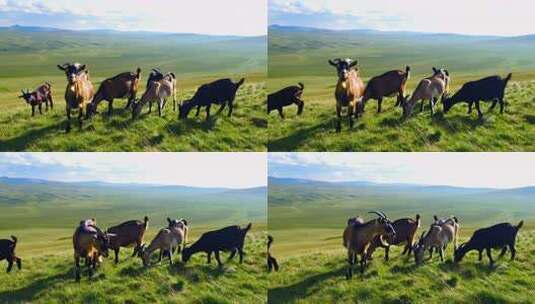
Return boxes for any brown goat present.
[107,216,149,264]
[73,219,114,281]
[329,58,365,132]
[88,68,141,117]
[57,63,95,132]
[343,211,395,278]
[141,221,186,266]
[18,82,54,116]
[132,72,176,118]
[361,66,410,113]
[402,67,449,118]
[367,214,421,261]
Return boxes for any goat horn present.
[368,211,385,218]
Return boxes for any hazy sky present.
[270,0,535,36]
[0,153,267,188]
[269,153,535,189]
[0,0,267,36]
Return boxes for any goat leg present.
[31,105,36,117]
[238,247,244,264]
[278,108,284,119]
[168,248,174,265]
[6,258,13,273]
[75,255,81,281]
[499,98,505,114]
[114,248,120,264]
[205,104,211,121]
[214,251,223,267]
[216,103,226,116]
[227,249,237,262]
[489,99,498,111]
[207,252,212,264]
[478,250,483,261]
[377,98,383,113]
[39,104,43,115]
[228,102,234,117]
[78,108,84,130]
[336,104,342,133]
[476,101,483,120]
[195,106,201,117]
[486,248,494,265]
[384,246,390,262]
[108,99,114,116]
[509,244,516,261]
[498,247,507,259]
[66,108,72,133]
[16,257,21,270]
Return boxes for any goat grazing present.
[267,235,279,272]
[343,211,395,278]
[106,216,149,264]
[413,219,456,265]
[367,214,420,261]
[268,83,305,118]
[141,221,186,266]
[132,72,176,118]
[454,221,523,265]
[328,58,365,132]
[403,67,449,118]
[57,63,95,132]
[442,73,512,119]
[433,215,460,251]
[182,223,252,267]
[179,78,245,120]
[361,66,411,113]
[0,236,21,273]
[73,219,114,281]
[18,83,54,116]
[88,68,141,117]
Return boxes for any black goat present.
[267,235,279,272]
[442,73,512,119]
[179,78,245,120]
[182,223,252,266]
[0,236,22,273]
[268,83,305,118]
[454,221,523,265]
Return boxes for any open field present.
[0,26,267,151]
[0,178,267,303]
[268,177,535,302]
[268,26,535,151]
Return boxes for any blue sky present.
[270,0,535,36]
[0,0,267,36]
[0,153,267,188]
[269,153,535,189]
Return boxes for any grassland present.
[0,26,267,151]
[268,26,535,151]
[268,178,535,303]
[0,178,268,303]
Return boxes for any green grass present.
[268,232,535,304]
[0,27,267,151]
[0,231,267,304]
[268,179,535,302]
[0,180,268,302]
[268,26,535,151]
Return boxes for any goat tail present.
[136,67,142,78]
[143,216,149,227]
[405,66,411,79]
[236,78,245,87]
[267,235,274,250]
[504,73,512,84]
[516,220,524,232]
[243,223,253,233]
[10,235,17,244]
[298,82,305,90]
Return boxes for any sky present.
[0,153,267,188]
[270,0,535,36]
[269,153,535,189]
[0,0,267,36]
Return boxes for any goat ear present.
[349,60,358,68]
[328,60,337,67]
[57,64,67,71]
[79,64,86,71]
[444,69,450,76]
[167,217,172,224]
[432,67,438,73]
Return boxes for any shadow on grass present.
[432,112,483,133]
[0,122,62,151]
[166,117,217,135]
[0,271,71,302]
[524,114,535,125]
[268,267,346,303]
[268,118,338,151]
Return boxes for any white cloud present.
[0,0,267,36]
[0,153,267,188]
[269,153,535,189]
[270,0,535,36]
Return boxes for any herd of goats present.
[18,63,246,132]
[0,217,253,281]
[0,212,525,282]
[342,212,523,279]
[268,58,512,132]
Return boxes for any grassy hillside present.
[0,26,267,151]
[268,177,535,302]
[0,178,268,302]
[268,26,535,151]
[268,232,535,303]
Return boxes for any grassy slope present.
[268,232,535,304]
[268,181,535,303]
[0,181,268,302]
[0,28,267,151]
[268,27,535,151]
